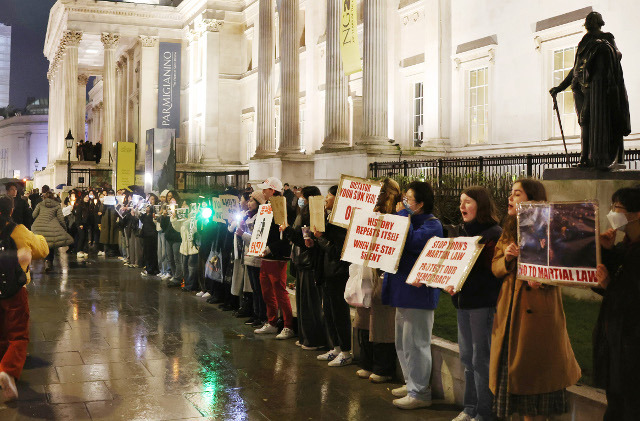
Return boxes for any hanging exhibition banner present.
[309,196,326,232]
[329,175,382,229]
[157,42,181,136]
[116,142,136,192]
[246,204,273,256]
[406,237,485,293]
[517,201,600,287]
[340,0,362,75]
[341,209,410,274]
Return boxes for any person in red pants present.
[252,178,296,340]
[0,195,49,402]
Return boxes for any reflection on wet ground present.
[0,254,460,420]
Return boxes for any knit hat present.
[160,189,169,198]
[250,191,266,205]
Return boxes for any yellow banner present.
[340,0,362,75]
[116,142,136,191]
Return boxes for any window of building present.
[552,46,578,137]
[0,148,7,178]
[469,67,488,144]
[413,82,424,146]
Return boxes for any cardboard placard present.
[270,196,287,226]
[309,196,326,232]
[341,208,410,274]
[219,195,240,221]
[517,201,600,287]
[406,237,485,293]
[330,175,382,229]
[211,197,225,223]
[246,204,273,256]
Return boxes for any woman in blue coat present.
[381,181,443,410]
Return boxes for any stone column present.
[358,0,389,147]
[254,0,276,158]
[77,74,88,142]
[120,56,128,143]
[63,31,82,156]
[101,33,119,164]
[97,102,104,161]
[277,0,301,155]
[115,61,122,142]
[323,0,350,150]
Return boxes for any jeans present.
[247,265,266,321]
[167,242,183,283]
[157,232,169,275]
[259,260,293,328]
[457,307,495,421]
[395,307,435,401]
[182,254,198,290]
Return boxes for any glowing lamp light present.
[201,207,213,219]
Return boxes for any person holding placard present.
[592,186,640,421]
[140,194,160,277]
[353,178,401,384]
[313,185,353,366]
[381,181,443,410]
[281,186,329,353]
[98,191,120,258]
[490,179,580,421]
[443,187,502,421]
[253,177,295,339]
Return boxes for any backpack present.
[0,222,27,300]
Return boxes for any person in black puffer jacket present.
[313,184,353,366]
[140,194,160,276]
[444,186,502,421]
[73,193,92,258]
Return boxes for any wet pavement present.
[1,253,461,420]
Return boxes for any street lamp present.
[65,129,74,186]
[34,158,39,172]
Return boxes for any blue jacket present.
[381,210,443,309]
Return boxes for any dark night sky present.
[1,0,57,107]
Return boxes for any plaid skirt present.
[493,326,570,418]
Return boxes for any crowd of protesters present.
[0,178,638,421]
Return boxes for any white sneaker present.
[317,350,339,361]
[77,252,86,258]
[141,271,149,276]
[356,369,372,378]
[327,352,353,367]
[369,373,393,383]
[196,291,204,297]
[97,251,106,256]
[392,385,408,397]
[0,371,18,402]
[452,412,474,421]
[254,324,278,334]
[118,256,125,260]
[83,252,89,258]
[201,292,211,299]
[275,327,296,340]
[301,345,319,351]
[392,395,432,410]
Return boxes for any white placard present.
[246,204,273,256]
[211,197,226,223]
[406,236,484,293]
[103,196,116,206]
[341,209,410,274]
[62,205,73,217]
[219,195,239,221]
[329,175,382,229]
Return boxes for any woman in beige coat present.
[490,179,580,421]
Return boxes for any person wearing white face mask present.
[593,186,640,421]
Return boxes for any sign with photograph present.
[405,237,485,293]
[341,209,410,274]
[329,175,382,229]
[176,207,188,220]
[309,196,326,232]
[517,201,600,287]
[246,204,273,257]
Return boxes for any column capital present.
[198,19,224,34]
[78,74,89,85]
[139,35,158,48]
[185,29,198,45]
[101,33,120,49]
[62,30,83,48]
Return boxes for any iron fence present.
[180,170,249,192]
[70,169,113,189]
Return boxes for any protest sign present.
[309,196,326,232]
[270,196,287,226]
[62,205,73,217]
[517,201,600,287]
[246,204,273,257]
[405,237,485,292]
[220,195,239,221]
[329,175,382,229]
[168,204,176,217]
[341,208,410,274]
[103,196,116,206]
[211,197,225,223]
[176,207,188,220]
[154,205,161,215]
[116,196,125,205]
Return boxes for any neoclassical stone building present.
[39,0,640,189]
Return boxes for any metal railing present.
[181,170,249,192]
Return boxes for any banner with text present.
[246,204,273,257]
[406,237,484,293]
[517,201,600,287]
[157,42,181,136]
[219,195,239,221]
[116,142,136,192]
[341,209,410,274]
[340,0,362,75]
[329,175,382,229]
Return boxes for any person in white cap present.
[253,177,296,339]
